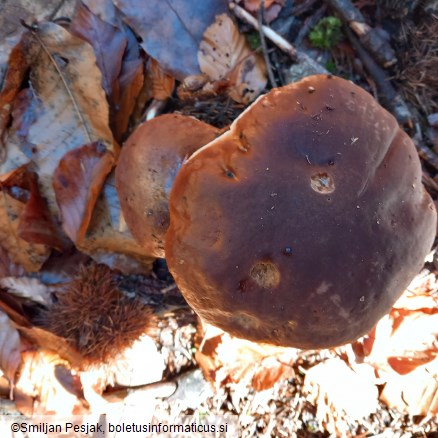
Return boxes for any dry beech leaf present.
[53,142,115,243]
[0,310,22,381]
[0,35,31,155]
[14,350,89,416]
[0,245,24,279]
[241,0,285,23]
[198,14,267,104]
[304,358,379,434]
[145,57,175,101]
[0,189,49,272]
[380,358,438,415]
[1,22,116,234]
[0,277,50,306]
[114,0,228,80]
[77,172,155,274]
[112,26,144,141]
[196,324,296,390]
[70,1,127,100]
[2,166,67,250]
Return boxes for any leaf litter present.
[0,0,436,435]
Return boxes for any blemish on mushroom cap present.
[165,75,437,349]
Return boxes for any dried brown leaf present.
[70,1,127,99]
[114,0,229,80]
[2,166,68,251]
[53,142,115,243]
[0,310,22,381]
[198,14,267,104]
[196,324,296,390]
[0,189,49,272]
[145,58,175,101]
[1,22,117,230]
[112,26,144,141]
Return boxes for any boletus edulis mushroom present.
[116,114,219,258]
[165,74,437,349]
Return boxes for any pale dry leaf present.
[304,358,379,434]
[19,22,116,221]
[0,277,50,305]
[361,291,438,376]
[111,335,165,387]
[197,323,296,390]
[14,350,89,416]
[77,172,155,274]
[198,14,267,104]
[0,310,22,381]
[0,191,49,272]
[380,358,438,415]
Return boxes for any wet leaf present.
[198,14,267,104]
[0,310,22,381]
[53,142,115,243]
[114,0,229,80]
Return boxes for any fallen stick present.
[344,26,412,125]
[325,0,397,68]
[229,2,328,75]
[229,2,297,58]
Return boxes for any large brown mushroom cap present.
[115,114,219,258]
[165,75,437,349]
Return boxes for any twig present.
[344,26,412,125]
[325,0,397,68]
[294,4,327,46]
[257,0,278,87]
[230,2,329,76]
[229,2,297,59]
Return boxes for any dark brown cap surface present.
[116,114,218,258]
[165,75,437,349]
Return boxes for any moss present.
[309,16,343,50]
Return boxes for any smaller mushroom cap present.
[115,114,219,258]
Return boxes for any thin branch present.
[257,0,278,87]
[229,2,297,59]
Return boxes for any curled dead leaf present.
[198,14,267,104]
[0,310,22,381]
[114,0,229,80]
[1,22,117,229]
[53,141,115,243]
